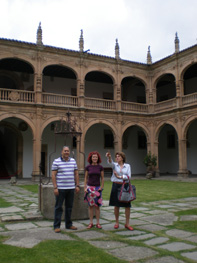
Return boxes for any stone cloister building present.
[0,25,197,180]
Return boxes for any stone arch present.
[121,76,147,103]
[85,70,114,100]
[121,123,148,174]
[40,116,67,135]
[121,75,147,87]
[42,63,78,79]
[84,69,115,84]
[155,73,176,102]
[183,116,197,175]
[0,70,24,90]
[41,115,84,175]
[156,121,179,174]
[122,122,149,140]
[42,64,77,95]
[0,121,23,178]
[83,119,117,169]
[0,113,35,137]
[0,57,35,73]
[182,62,197,95]
[183,115,197,140]
[0,114,35,179]
[153,72,176,86]
[0,57,35,91]
[180,61,197,80]
[83,119,117,140]
[155,120,178,142]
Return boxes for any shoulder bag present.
[118,176,136,203]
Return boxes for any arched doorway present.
[0,120,24,178]
[186,119,197,175]
[85,123,114,169]
[122,125,147,175]
[158,124,178,174]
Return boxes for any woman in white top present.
[106,151,133,231]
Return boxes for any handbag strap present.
[125,175,130,183]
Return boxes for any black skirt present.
[109,182,131,208]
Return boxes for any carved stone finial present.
[115,38,120,59]
[147,45,152,64]
[79,29,84,52]
[36,22,43,46]
[175,32,180,53]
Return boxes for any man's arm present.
[51,170,58,195]
[74,169,80,193]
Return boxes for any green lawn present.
[102,179,197,203]
[17,179,197,204]
[0,198,12,208]
[174,209,197,233]
[17,184,39,194]
[0,240,127,263]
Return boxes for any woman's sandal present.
[87,223,94,229]
[114,223,119,229]
[96,224,102,229]
[125,224,134,231]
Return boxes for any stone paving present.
[0,179,197,262]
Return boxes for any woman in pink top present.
[84,151,104,229]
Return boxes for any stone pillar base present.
[155,170,160,177]
[177,170,189,178]
[31,172,41,182]
[39,183,89,220]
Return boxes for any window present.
[73,136,77,148]
[138,131,146,149]
[167,132,175,148]
[104,130,114,148]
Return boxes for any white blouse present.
[107,159,131,182]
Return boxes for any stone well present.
[39,183,89,220]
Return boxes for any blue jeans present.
[54,189,75,229]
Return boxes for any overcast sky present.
[1,0,196,63]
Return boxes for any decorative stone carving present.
[29,113,35,119]
[8,91,20,101]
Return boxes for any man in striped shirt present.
[52,146,80,233]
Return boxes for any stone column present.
[32,109,42,181]
[77,136,85,177]
[179,78,184,107]
[77,112,85,176]
[177,139,188,177]
[34,74,42,104]
[115,83,122,112]
[147,73,154,113]
[78,80,85,108]
[115,116,122,152]
[154,141,160,177]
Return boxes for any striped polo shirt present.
[52,156,78,189]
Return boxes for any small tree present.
[143,151,157,168]
[143,151,157,179]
